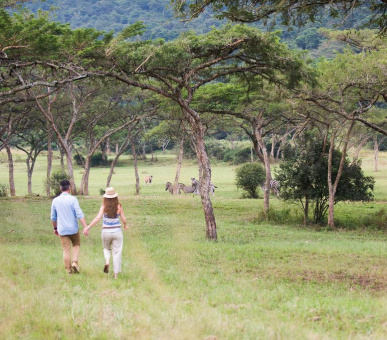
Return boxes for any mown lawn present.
[1,149,387,338]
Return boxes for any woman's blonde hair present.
[103,197,120,218]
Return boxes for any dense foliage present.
[276,135,375,223]
[45,170,69,196]
[235,162,266,198]
[24,0,222,41]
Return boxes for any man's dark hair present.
[60,180,71,192]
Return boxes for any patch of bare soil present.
[289,270,387,292]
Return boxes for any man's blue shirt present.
[51,192,84,236]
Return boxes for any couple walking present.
[51,180,128,279]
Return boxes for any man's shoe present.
[71,262,80,274]
[103,264,109,273]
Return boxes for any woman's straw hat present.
[103,187,118,198]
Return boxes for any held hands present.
[83,226,90,237]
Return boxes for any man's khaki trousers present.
[60,231,80,273]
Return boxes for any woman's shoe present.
[103,264,109,273]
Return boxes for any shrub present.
[205,139,230,161]
[0,184,8,197]
[276,134,374,224]
[235,162,266,198]
[91,153,109,167]
[224,146,252,164]
[45,171,69,197]
[74,154,85,166]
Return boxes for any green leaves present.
[171,0,387,33]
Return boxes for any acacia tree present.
[106,125,139,188]
[193,79,303,215]
[0,10,96,108]
[145,111,189,194]
[277,133,374,224]
[14,112,47,195]
[97,24,310,239]
[33,83,98,193]
[298,44,387,227]
[78,85,158,195]
[0,107,28,196]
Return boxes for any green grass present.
[2,149,387,338]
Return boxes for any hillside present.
[25,0,223,41]
[24,0,373,57]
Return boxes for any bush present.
[74,154,85,166]
[276,134,374,224]
[45,171,69,197]
[91,153,109,167]
[235,162,266,198]
[224,146,252,164]
[205,139,230,161]
[0,184,8,197]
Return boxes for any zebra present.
[191,178,217,196]
[261,179,280,196]
[165,181,174,194]
[165,181,184,194]
[178,181,198,194]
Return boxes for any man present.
[51,180,88,274]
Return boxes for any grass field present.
[1,149,387,339]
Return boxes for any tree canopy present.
[172,0,387,32]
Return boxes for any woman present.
[83,187,128,279]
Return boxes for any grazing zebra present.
[261,179,280,196]
[191,178,217,196]
[145,175,153,184]
[178,181,198,194]
[165,181,174,194]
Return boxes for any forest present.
[2,1,387,338]
[24,0,375,57]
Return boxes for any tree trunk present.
[374,136,379,172]
[106,156,118,188]
[252,137,264,162]
[101,141,107,162]
[303,197,309,225]
[354,136,369,159]
[46,128,53,196]
[270,135,276,160]
[142,142,146,159]
[173,135,184,194]
[131,143,140,195]
[107,138,111,156]
[63,144,76,194]
[151,143,154,162]
[107,130,132,187]
[182,106,217,240]
[276,145,282,161]
[79,157,91,195]
[27,156,32,195]
[194,133,217,240]
[5,144,15,196]
[59,146,65,173]
[327,120,355,228]
[255,126,272,216]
